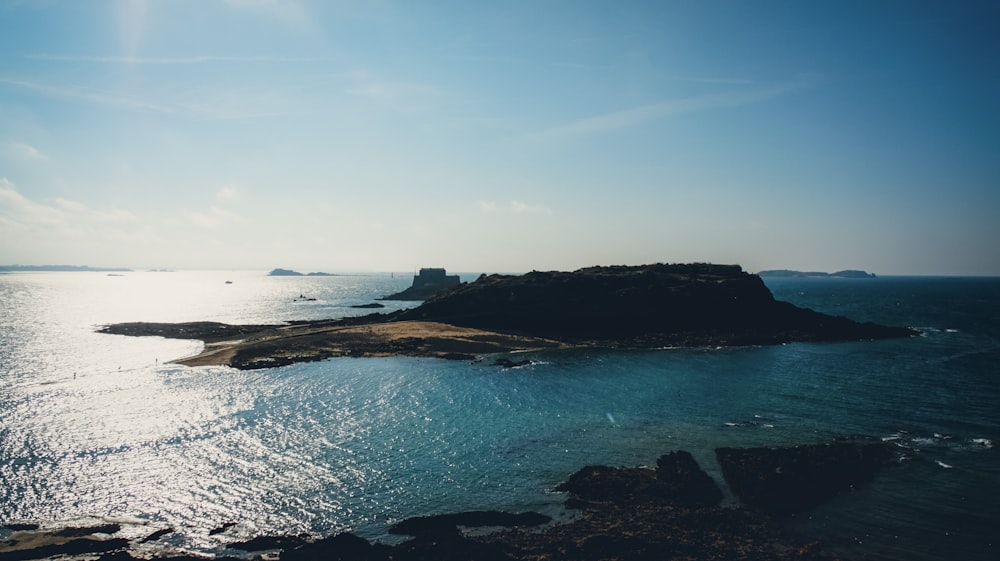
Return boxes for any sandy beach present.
[101,320,569,369]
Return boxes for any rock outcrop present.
[382,268,462,300]
[555,450,723,509]
[716,438,893,514]
[398,263,913,346]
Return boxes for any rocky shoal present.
[1,438,897,561]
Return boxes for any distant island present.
[758,269,877,279]
[0,265,133,273]
[101,263,916,369]
[267,268,334,277]
[381,267,461,300]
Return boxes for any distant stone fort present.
[382,268,461,300]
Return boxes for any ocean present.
[1,270,997,560]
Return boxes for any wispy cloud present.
[27,54,321,64]
[342,69,441,102]
[510,200,551,214]
[669,75,757,85]
[523,76,818,142]
[479,200,552,214]
[221,0,315,31]
[187,206,242,228]
[0,179,140,243]
[0,77,298,120]
[216,185,239,201]
[0,77,183,114]
[4,141,45,161]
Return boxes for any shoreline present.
[99,319,571,369]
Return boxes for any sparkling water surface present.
[1,271,998,560]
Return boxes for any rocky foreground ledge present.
[0,439,895,561]
[99,263,916,370]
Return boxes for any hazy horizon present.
[2,1,998,276]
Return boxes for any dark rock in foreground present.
[226,534,310,552]
[389,511,551,539]
[4,440,890,561]
[555,450,722,509]
[716,438,893,514]
[656,450,726,507]
[282,532,389,561]
[398,263,913,346]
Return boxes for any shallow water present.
[1,271,997,559]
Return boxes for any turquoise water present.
[1,271,998,560]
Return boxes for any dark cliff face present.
[397,263,914,345]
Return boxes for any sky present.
[1,0,998,275]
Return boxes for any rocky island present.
[268,268,334,277]
[99,263,915,370]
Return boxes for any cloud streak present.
[0,77,184,114]
[27,54,321,64]
[0,179,140,247]
[479,200,552,214]
[4,141,45,161]
[523,76,818,142]
[0,77,299,120]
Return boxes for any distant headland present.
[267,268,335,277]
[758,269,877,279]
[0,264,133,273]
[100,263,916,369]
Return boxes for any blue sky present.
[1,0,997,274]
